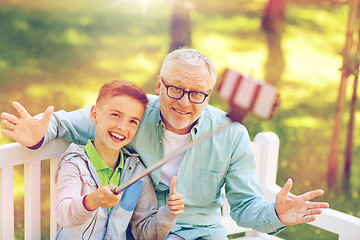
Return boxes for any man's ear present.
[155,76,161,95]
[204,98,209,107]
[204,92,212,107]
[90,105,97,124]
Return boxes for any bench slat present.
[0,167,15,240]
[310,208,360,240]
[50,158,58,239]
[24,161,41,239]
[0,139,70,169]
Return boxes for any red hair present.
[96,80,148,109]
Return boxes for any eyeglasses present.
[160,77,209,104]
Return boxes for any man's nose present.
[177,93,191,105]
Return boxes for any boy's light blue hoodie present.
[55,143,176,240]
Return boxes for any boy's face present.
[91,95,145,153]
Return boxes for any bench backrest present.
[0,139,70,240]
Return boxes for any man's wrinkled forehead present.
[168,64,213,89]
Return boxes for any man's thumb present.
[41,106,54,125]
[278,178,293,198]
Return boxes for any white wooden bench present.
[1,132,360,240]
[222,132,360,240]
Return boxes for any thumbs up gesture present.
[167,176,184,216]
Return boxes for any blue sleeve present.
[224,124,286,234]
[43,106,95,146]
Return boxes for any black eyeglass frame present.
[160,77,210,104]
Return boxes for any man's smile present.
[173,108,190,115]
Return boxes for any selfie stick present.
[112,68,280,195]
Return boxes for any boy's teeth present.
[110,132,125,140]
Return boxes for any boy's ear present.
[90,105,97,124]
[155,76,161,95]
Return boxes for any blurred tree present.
[143,0,193,93]
[344,2,360,190]
[328,0,359,188]
[168,0,193,52]
[344,55,359,190]
[262,0,287,87]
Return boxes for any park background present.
[0,0,359,239]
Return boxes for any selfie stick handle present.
[112,119,234,194]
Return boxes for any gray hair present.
[160,48,217,88]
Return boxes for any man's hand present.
[167,176,184,216]
[1,101,54,147]
[275,178,329,226]
[83,184,122,211]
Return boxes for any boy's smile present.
[109,131,125,141]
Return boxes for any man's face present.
[157,63,213,135]
[91,95,145,154]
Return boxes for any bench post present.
[254,132,280,202]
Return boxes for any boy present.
[55,80,184,239]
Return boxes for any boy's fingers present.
[111,190,122,200]
[170,176,177,196]
[172,210,183,216]
[12,102,30,118]
[168,197,184,206]
[168,204,184,215]
[168,193,183,201]
[168,204,184,211]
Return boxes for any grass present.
[0,0,359,239]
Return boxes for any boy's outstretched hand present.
[275,178,329,226]
[83,184,122,211]
[167,176,184,216]
[1,101,54,147]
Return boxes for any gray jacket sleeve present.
[55,155,95,228]
[130,175,176,240]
